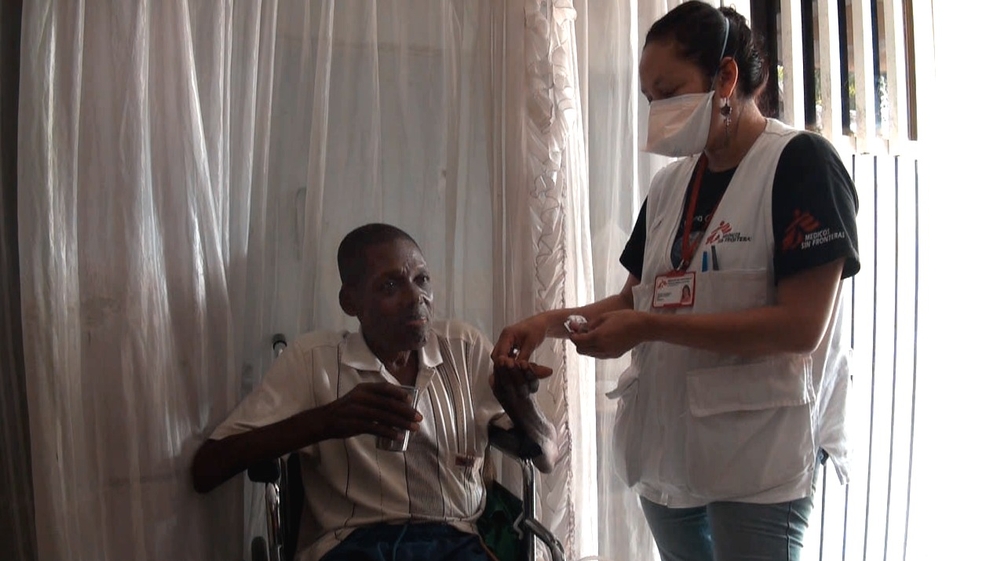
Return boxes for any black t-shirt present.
[619,133,860,283]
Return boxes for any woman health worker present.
[492,3,860,560]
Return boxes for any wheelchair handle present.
[272,334,287,357]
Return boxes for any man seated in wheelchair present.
[191,223,557,561]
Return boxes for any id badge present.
[651,271,695,309]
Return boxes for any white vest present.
[610,119,852,507]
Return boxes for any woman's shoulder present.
[771,128,858,207]
[779,129,842,160]
[759,119,842,155]
[774,131,853,186]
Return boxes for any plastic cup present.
[375,385,419,452]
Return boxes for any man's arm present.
[192,407,330,494]
[191,383,422,493]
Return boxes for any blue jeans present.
[319,522,492,561]
[640,462,820,561]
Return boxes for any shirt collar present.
[341,327,443,373]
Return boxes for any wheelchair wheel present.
[250,536,270,561]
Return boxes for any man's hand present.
[490,357,553,399]
[319,382,423,442]
[192,382,423,494]
[490,358,557,473]
[569,309,647,359]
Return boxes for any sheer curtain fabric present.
[16,1,594,560]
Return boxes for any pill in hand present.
[564,315,589,334]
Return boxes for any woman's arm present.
[491,274,641,361]
[571,259,845,359]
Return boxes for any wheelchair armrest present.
[247,458,281,483]
[488,424,542,460]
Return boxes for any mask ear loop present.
[715,15,733,141]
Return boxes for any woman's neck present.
[704,103,768,172]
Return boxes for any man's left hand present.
[490,358,557,473]
[491,357,553,400]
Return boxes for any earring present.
[721,97,732,140]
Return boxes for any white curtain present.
[18,1,245,558]
[484,0,596,557]
[16,1,591,560]
[574,1,680,559]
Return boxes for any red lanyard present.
[677,155,712,271]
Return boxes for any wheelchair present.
[246,335,565,561]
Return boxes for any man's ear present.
[718,56,740,99]
[339,285,359,317]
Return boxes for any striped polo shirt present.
[211,320,504,561]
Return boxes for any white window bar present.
[881,0,911,151]
[816,0,846,144]
[850,0,878,152]
[779,0,806,128]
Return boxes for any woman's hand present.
[569,309,649,359]
[492,314,551,362]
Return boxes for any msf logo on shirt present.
[705,220,751,245]
[782,209,846,251]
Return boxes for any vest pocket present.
[684,355,815,499]
[609,363,642,487]
[631,281,654,313]
[691,268,770,315]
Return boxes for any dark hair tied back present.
[644,2,768,100]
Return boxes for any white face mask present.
[643,91,715,158]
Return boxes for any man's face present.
[349,239,433,354]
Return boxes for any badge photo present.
[652,272,696,309]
